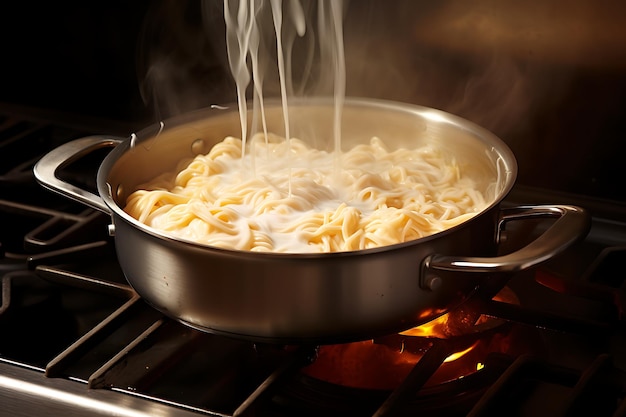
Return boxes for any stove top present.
[1,107,626,417]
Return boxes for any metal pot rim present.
[98,97,518,257]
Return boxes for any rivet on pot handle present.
[33,136,123,214]
[422,205,591,282]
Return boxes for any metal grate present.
[1,112,626,416]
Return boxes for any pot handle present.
[422,205,590,286]
[33,136,123,214]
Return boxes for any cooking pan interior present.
[101,98,517,225]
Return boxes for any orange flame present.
[399,313,450,338]
[444,341,479,362]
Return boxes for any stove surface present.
[1,107,626,417]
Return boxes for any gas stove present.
[2,1,626,414]
[1,106,625,417]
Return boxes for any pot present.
[33,98,589,344]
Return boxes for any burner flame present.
[302,287,519,390]
[443,341,479,363]
[399,312,452,339]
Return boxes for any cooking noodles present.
[122,0,490,253]
[123,132,489,253]
[33,0,589,342]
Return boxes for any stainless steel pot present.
[33,98,590,344]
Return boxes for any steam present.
[219,0,346,150]
[135,1,548,153]
[217,0,346,194]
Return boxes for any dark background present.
[1,1,625,203]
